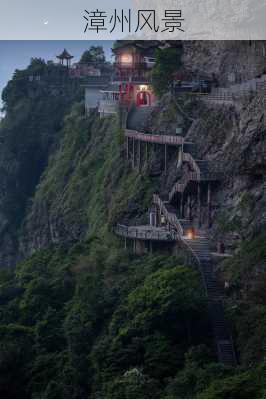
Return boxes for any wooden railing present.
[256,81,266,92]
[185,119,200,135]
[82,76,111,87]
[153,194,201,266]
[169,171,198,201]
[198,81,266,103]
[183,153,201,178]
[198,93,234,103]
[98,100,119,115]
[112,73,152,84]
[153,194,183,237]
[125,129,184,146]
[114,224,177,242]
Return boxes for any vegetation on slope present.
[0,58,82,265]
[0,100,265,398]
[220,232,266,366]
[0,245,209,399]
[22,104,156,250]
[0,46,265,399]
[152,46,183,97]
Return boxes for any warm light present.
[140,85,148,91]
[186,229,195,240]
[121,54,133,64]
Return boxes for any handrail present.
[125,129,184,146]
[153,194,200,266]
[199,93,234,102]
[184,119,201,140]
[114,224,177,242]
[183,152,201,178]
[153,194,183,237]
[169,171,198,201]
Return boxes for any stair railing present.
[183,153,201,179]
[169,171,198,202]
[153,194,201,267]
[114,223,178,242]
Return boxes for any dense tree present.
[80,46,106,64]
[152,47,183,96]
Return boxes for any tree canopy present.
[80,46,106,64]
[152,47,183,97]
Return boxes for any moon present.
[44,20,49,25]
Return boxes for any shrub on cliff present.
[152,47,183,97]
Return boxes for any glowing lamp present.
[121,53,133,64]
[140,85,148,91]
[186,229,195,240]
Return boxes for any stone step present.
[217,341,236,366]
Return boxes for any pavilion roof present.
[56,49,74,60]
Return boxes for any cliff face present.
[184,95,266,240]
[183,41,266,84]
[0,61,82,267]
[1,42,265,266]
[20,105,155,258]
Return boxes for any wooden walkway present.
[153,194,184,236]
[169,171,198,201]
[169,160,219,201]
[125,129,184,146]
[196,75,266,105]
[114,224,177,242]
[117,106,236,367]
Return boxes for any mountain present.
[0,42,265,399]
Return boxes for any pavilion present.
[56,49,74,68]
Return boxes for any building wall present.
[85,87,102,114]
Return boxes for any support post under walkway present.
[132,138,135,169]
[198,183,201,227]
[207,182,212,228]
[164,144,168,172]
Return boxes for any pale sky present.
[0,0,265,40]
[0,0,133,39]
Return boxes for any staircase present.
[122,102,237,367]
[183,236,237,367]
[184,235,211,261]
[126,106,155,132]
[209,300,237,367]
[169,171,198,202]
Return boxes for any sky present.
[1,0,264,41]
[0,0,133,39]
[0,40,114,114]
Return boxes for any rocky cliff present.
[0,60,82,267]
[0,42,265,267]
[0,42,265,399]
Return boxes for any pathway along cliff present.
[114,105,237,367]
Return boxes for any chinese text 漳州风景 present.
[83,9,185,34]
